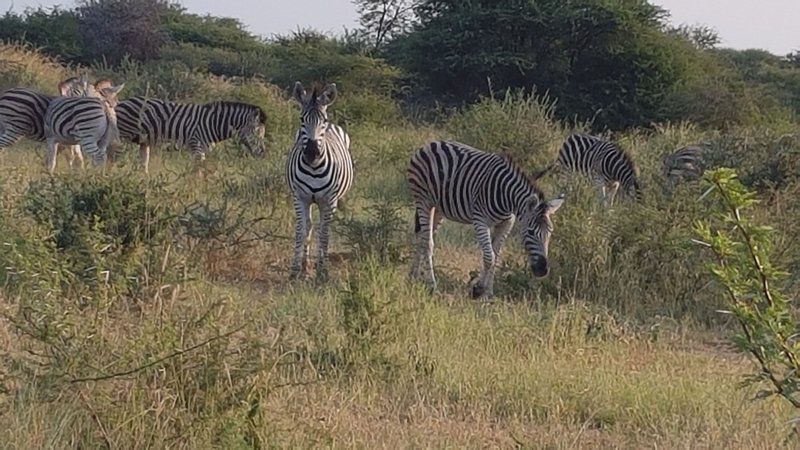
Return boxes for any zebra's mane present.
[306,82,327,108]
[499,152,545,201]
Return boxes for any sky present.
[3,0,799,55]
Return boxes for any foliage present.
[387,0,692,129]
[76,0,171,65]
[694,169,800,415]
[354,0,418,51]
[162,7,261,52]
[0,7,85,61]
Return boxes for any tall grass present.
[1,43,799,447]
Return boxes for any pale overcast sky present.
[3,0,799,55]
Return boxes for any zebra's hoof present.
[470,283,485,299]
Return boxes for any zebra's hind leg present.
[471,221,496,299]
[139,144,151,174]
[315,201,335,282]
[604,181,620,207]
[67,145,84,170]
[82,140,107,168]
[45,138,59,175]
[290,198,313,280]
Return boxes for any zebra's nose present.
[531,257,549,278]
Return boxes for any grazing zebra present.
[662,145,705,189]
[286,82,353,280]
[44,83,125,172]
[113,96,267,173]
[549,133,640,206]
[408,140,564,298]
[0,76,100,169]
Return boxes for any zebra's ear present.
[100,83,125,99]
[546,195,565,215]
[319,83,337,106]
[292,81,306,103]
[58,78,76,96]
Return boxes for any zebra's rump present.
[0,88,52,141]
[408,140,533,224]
[45,97,109,142]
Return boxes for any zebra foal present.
[114,96,266,173]
[286,82,353,280]
[408,141,564,298]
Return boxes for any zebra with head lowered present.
[44,81,125,172]
[0,75,104,170]
[549,133,640,206]
[286,82,354,280]
[408,141,564,298]
[113,96,267,173]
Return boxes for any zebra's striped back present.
[409,141,540,224]
[663,145,704,181]
[115,97,266,156]
[557,133,640,199]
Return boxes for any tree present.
[0,7,85,61]
[77,0,172,65]
[353,0,417,51]
[670,24,721,50]
[387,0,692,129]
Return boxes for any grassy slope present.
[0,44,798,448]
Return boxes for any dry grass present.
[1,42,799,447]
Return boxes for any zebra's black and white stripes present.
[44,82,125,171]
[0,76,110,171]
[555,133,640,205]
[408,141,564,298]
[114,97,267,172]
[286,82,354,280]
[662,145,705,189]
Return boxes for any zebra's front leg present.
[491,218,515,260]
[410,206,438,289]
[315,201,335,282]
[471,222,495,299]
[290,199,313,280]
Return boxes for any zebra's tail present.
[98,109,120,163]
[531,162,556,180]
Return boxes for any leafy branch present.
[694,168,800,409]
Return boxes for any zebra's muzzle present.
[303,139,321,164]
[531,257,549,278]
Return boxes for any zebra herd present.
[0,76,706,297]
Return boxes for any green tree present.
[387,0,708,129]
[353,0,418,51]
[0,8,85,61]
[77,0,171,65]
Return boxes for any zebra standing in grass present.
[44,82,125,172]
[408,141,564,298]
[662,145,705,190]
[113,96,267,173]
[286,82,353,280]
[549,133,640,206]
[0,76,102,169]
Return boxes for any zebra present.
[0,75,101,169]
[43,82,125,172]
[662,145,705,190]
[539,133,640,206]
[408,140,564,298]
[286,81,354,280]
[113,96,267,173]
